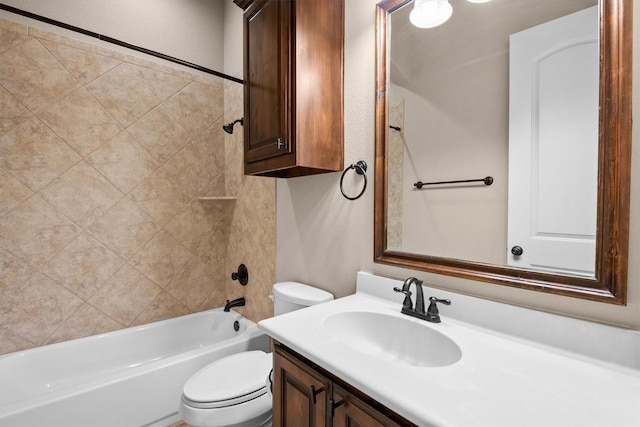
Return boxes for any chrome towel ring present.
[340,160,367,200]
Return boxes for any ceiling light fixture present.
[409,0,493,29]
[409,0,453,28]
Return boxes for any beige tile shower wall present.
[387,99,404,250]
[222,80,276,323]
[0,18,276,355]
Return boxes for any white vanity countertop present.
[259,288,640,426]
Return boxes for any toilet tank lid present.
[272,282,334,305]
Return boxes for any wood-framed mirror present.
[374,0,632,304]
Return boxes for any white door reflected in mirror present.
[508,6,598,276]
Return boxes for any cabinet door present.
[243,0,291,164]
[332,385,408,427]
[273,347,330,427]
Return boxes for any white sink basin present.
[324,311,462,368]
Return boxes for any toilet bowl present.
[179,282,333,427]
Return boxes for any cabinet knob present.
[276,138,286,150]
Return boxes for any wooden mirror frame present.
[374,0,632,304]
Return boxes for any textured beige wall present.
[0,18,275,356]
[390,81,507,265]
[276,0,640,329]
[0,0,226,72]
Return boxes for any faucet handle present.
[426,297,451,323]
[393,287,413,310]
[231,264,248,286]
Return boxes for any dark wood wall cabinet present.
[234,0,344,178]
[272,343,416,426]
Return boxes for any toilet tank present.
[272,282,333,316]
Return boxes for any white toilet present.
[179,282,333,427]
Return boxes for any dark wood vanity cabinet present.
[331,384,407,427]
[234,0,344,178]
[273,344,329,426]
[273,344,415,427]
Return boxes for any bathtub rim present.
[0,307,252,362]
[0,307,268,421]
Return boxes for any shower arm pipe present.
[414,176,494,189]
[0,3,243,85]
[223,118,243,134]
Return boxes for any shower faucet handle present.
[231,264,248,286]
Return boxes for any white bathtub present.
[0,308,270,427]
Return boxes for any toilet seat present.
[182,351,272,409]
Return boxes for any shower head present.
[223,118,243,134]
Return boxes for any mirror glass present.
[388,0,598,276]
[374,0,631,303]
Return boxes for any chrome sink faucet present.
[394,277,451,323]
